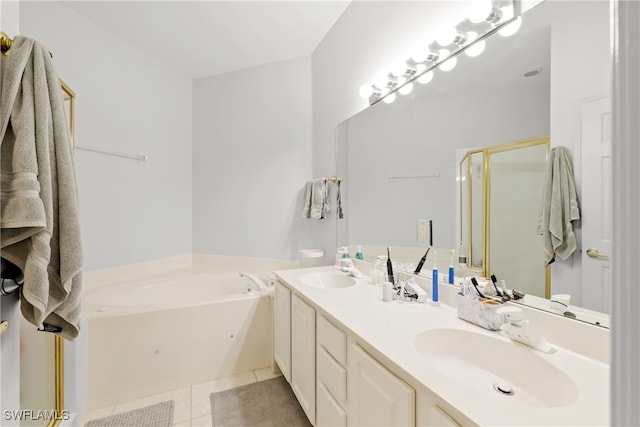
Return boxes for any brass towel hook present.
[1,31,13,55]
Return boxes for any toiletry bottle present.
[355,245,364,260]
[371,257,386,286]
[431,251,439,305]
[340,247,352,272]
[448,249,455,284]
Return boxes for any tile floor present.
[81,367,281,427]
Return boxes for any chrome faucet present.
[239,272,268,291]
[496,306,556,354]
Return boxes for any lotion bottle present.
[340,247,352,272]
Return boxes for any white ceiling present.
[62,1,351,79]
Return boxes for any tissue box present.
[456,293,505,331]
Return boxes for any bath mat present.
[210,376,311,426]
[84,400,174,427]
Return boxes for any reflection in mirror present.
[335,0,611,327]
[460,137,549,299]
[469,151,484,270]
[487,137,548,298]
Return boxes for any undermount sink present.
[414,329,579,407]
[299,271,356,289]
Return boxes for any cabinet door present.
[291,294,316,425]
[273,282,291,383]
[348,343,415,427]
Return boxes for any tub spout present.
[239,272,267,291]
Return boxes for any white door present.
[580,96,612,313]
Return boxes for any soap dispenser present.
[355,245,364,260]
[339,247,353,272]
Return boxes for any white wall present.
[20,1,193,271]
[192,57,313,260]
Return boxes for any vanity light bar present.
[359,0,519,106]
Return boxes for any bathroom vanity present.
[273,265,609,426]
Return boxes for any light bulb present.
[468,0,493,23]
[439,56,457,72]
[359,84,374,99]
[391,60,408,77]
[465,40,486,57]
[373,73,389,90]
[499,5,515,21]
[383,92,397,104]
[411,50,427,64]
[436,27,457,46]
[499,17,522,37]
[399,82,413,95]
[437,47,456,71]
[417,70,434,84]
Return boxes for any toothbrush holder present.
[456,293,505,331]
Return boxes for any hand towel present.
[301,181,312,219]
[336,180,343,219]
[0,36,83,340]
[310,178,328,219]
[537,146,580,266]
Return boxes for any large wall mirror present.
[336,0,611,326]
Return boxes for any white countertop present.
[274,265,609,426]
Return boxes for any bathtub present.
[84,271,274,409]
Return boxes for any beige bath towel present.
[538,146,580,266]
[0,36,83,340]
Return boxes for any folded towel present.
[0,36,83,340]
[301,181,312,219]
[538,146,580,266]
[310,178,328,219]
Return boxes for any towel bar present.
[75,144,148,165]
[388,171,440,179]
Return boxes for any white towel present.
[538,146,580,266]
[0,36,83,340]
[310,178,328,220]
[301,181,312,219]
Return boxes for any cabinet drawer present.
[317,382,347,427]
[317,345,347,404]
[317,315,346,365]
